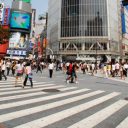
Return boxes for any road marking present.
[116,116,128,128]
[13,92,120,128]
[0,82,55,91]
[68,100,128,128]
[0,81,50,86]
[0,84,58,96]
[0,90,103,122]
[0,87,77,102]
[0,88,90,110]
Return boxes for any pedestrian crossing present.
[0,77,127,128]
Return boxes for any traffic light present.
[122,0,128,6]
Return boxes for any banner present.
[9,32,28,49]
[2,8,10,25]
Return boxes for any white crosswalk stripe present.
[14,92,120,128]
[68,100,128,128]
[0,78,127,128]
[116,116,128,128]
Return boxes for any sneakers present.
[75,81,79,84]
[66,80,69,84]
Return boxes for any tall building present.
[7,0,32,58]
[48,0,122,61]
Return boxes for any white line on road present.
[0,90,103,122]
[0,88,90,110]
[13,92,120,128]
[68,100,128,128]
[0,84,57,96]
[0,87,77,102]
[116,116,128,128]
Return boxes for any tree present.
[0,25,10,44]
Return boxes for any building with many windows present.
[48,0,122,61]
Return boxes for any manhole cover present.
[42,89,60,92]
[124,97,128,101]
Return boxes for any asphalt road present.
[0,69,127,128]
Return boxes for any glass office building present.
[48,0,122,60]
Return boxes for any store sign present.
[0,3,4,22]
[7,50,26,56]
[2,8,10,25]
[9,32,28,49]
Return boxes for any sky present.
[3,0,48,17]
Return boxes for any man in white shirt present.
[6,60,11,76]
[48,62,54,78]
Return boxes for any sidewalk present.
[94,70,128,84]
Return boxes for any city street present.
[0,69,128,128]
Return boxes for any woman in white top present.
[15,61,24,87]
[23,61,33,88]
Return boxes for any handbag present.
[28,73,33,79]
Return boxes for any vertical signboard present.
[0,3,4,23]
[31,9,36,37]
[2,8,10,25]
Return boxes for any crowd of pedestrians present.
[1,57,128,88]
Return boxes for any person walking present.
[1,59,7,80]
[48,61,54,78]
[6,60,11,76]
[36,62,42,74]
[15,61,24,87]
[23,62,33,88]
[0,58,2,80]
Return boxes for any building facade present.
[48,0,122,61]
[121,4,128,58]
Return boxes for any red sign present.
[0,42,9,54]
[2,8,10,25]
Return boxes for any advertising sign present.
[10,11,31,30]
[2,8,10,25]
[121,5,128,39]
[14,0,31,3]
[7,49,26,56]
[0,3,4,22]
[9,32,28,49]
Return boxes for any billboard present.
[7,49,26,56]
[9,32,28,49]
[121,5,128,39]
[10,11,31,30]
[2,8,10,25]
[14,0,31,3]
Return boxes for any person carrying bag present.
[23,62,33,88]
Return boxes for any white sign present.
[0,3,4,22]
[7,50,26,56]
